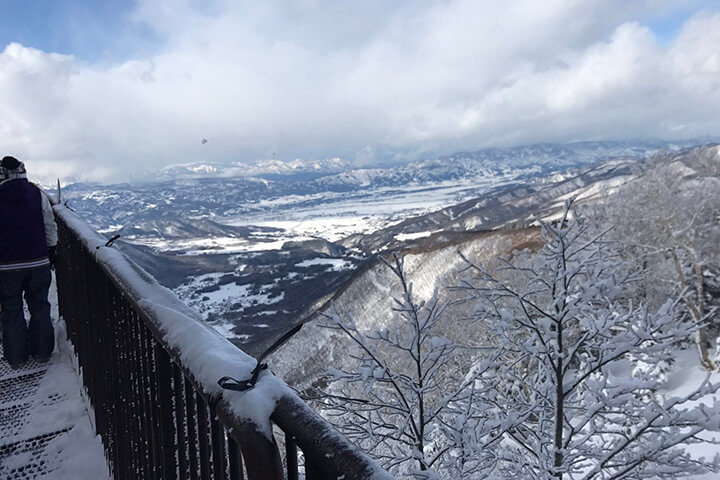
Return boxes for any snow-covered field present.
[226,177,519,238]
[120,174,519,253]
[127,171,527,348]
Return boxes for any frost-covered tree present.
[591,146,720,370]
[311,254,498,479]
[312,199,719,479]
[457,199,720,479]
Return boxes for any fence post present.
[234,422,284,480]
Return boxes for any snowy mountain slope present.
[340,156,638,253]
[64,142,716,479]
[157,157,350,179]
[115,239,366,356]
[153,139,702,181]
[119,217,283,241]
[266,227,542,388]
[60,140,701,240]
[55,141,716,356]
[267,144,720,387]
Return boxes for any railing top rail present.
[55,205,394,480]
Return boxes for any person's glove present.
[48,245,58,270]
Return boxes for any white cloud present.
[0,0,719,182]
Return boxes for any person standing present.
[0,156,58,369]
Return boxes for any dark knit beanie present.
[1,156,22,170]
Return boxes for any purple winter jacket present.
[0,178,52,271]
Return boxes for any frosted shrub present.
[314,199,720,480]
[588,148,720,370]
[457,199,720,479]
[312,254,498,478]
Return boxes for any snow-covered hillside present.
[266,227,543,387]
[263,144,720,478]
[55,141,718,357]
[271,144,720,385]
[61,140,700,236]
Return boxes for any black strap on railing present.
[217,362,269,392]
[213,322,303,402]
[97,234,121,249]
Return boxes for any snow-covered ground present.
[664,350,720,479]
[225,178,508,243]
[173,271,286,324]
[121,174,516,254]
[0,276,109,479]
[0,349,110,479]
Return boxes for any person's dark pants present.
[0,266,54,365]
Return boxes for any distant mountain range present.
[157,157,350,180]
[152,139,700,180]
[61,139,704,234]
[54,139,718,355]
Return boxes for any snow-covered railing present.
[53,205,393,480]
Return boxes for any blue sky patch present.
[0,0,157,61]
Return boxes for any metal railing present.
[54,205,393,480]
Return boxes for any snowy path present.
[0,279,109,479]
[0,331,109,479]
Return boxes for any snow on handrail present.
[54,205,394,480]
[55,205,282,430]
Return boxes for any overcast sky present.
[0,0,719,182]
